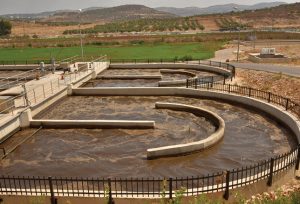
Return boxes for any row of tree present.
[63,18,205,34]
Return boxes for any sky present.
[0,0,299,15]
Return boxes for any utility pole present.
[234,7,241,62]
[78,9,84,61]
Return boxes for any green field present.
[0,42,223,63]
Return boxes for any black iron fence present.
[109,58,235,78]
[0,60,52,65]
[0,56,106,66]
[186,80,300,120]
[0,147,299,203]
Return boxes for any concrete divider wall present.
[147,102,225,159]
[159,69,196,77]
[72,87,300,143]
[109,64,231,76]
[30,88,68,117]
[31,62,109,117]
[0,115,21,142]
[30,120,155,129]
[158,78,196,87]
[72,62,109,88]
[0,62,110,142]
[98,75,162,80]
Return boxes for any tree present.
[0,19,12,36]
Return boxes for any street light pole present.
[234,7,241,62]
[78,9,84,61]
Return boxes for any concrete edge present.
[0,115,21,143]
[158,77,197,87]
[30,87,68,117]
[159,69,196,77]
[97,75,162,80]
[146,102,225,159]
[109,64,231,76]
[30,119,155,129]
[71,87,300,143]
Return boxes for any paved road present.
[231,62,300,77]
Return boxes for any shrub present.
[179,55,193,61]
[0,19,12,36]
[32,34,39,39]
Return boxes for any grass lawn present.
[0,41,223,63]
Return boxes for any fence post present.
[223,170,230,200]
[249,88,252,97]
[33,89,37,104]
[268,92,271,103]
[108,179,113,204]
[296,145,300,171]
[43,84,46,98]
[285,98,289,111]
[267,158,274,186]
[228,84,231,93]
[50,81,53,94]
[169,178,173,200]
[186,79,189,88]
[48,177,56,204]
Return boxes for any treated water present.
[0,96,296,178]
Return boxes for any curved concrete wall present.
[72,87,300,143]
[158,80,188,87]
[158,69,197,87]
[109,64,231,76]
[159,69,196,77]
[147,102,225,159]
[97,75,162,80]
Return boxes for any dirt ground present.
[11,21,98,37]
[212,41,300,66]
[234,68,300,103]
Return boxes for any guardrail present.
[0,68,42,90]
[186,81,300,120]
[0,147,298,203]
[0,56,108,115]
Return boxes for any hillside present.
[7,2,300,37]
[156,2,286,17]
[48,5,176,23]
[190,2,300,31]
[63,3,300,35]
